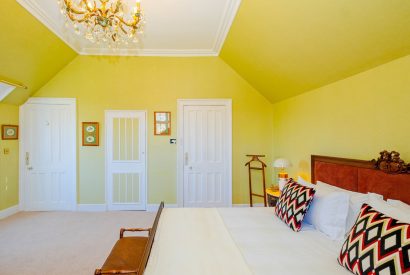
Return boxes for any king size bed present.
[100,152,410,275]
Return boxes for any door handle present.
[25,152,30,166]
[27,166,33,171]
[184,152,188,166]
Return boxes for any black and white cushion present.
[274,179,316,232]
[338,203,410,275]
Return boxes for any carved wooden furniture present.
[245,155,267,207]
[95,202,164,275]
[265,188,280,207]
[372,150,410,174]
[311,151,410,204]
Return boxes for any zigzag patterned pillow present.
[338,203,410,275]
[274,179,316,232]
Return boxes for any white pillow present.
[369,196,410,223]
[304,184,349,240]
[387,199,410,211]
[316,181,371,234]
[297,176,315,188]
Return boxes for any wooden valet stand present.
[245,154,267,207]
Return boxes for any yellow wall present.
[0,104,19,211]
[34,56,274,205]
[273,54,410,180]
[0,0,77,105]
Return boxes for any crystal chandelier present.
[59,0,144,45]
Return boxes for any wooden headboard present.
[311,152,410,204]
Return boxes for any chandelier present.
[59,0,144,45]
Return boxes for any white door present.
[105,111,147,211]
[20,98,76,211]
[178,100,232,207]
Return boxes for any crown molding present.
[17,0,241,56]
[213,0,242,54]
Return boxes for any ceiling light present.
[59,0,145,45]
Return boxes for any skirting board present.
[0,205,19,219]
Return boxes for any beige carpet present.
[0,211,155,275]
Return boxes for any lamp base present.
[278,178,288,191]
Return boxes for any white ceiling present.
[17,0,241,56]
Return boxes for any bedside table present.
[266,188,281,207]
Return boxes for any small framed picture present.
[154,112,171,136]
[1,125,18,140]
[82,122,99,146]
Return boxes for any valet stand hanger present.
[245,155,267,207]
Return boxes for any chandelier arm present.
[111,1,121,14]
[119,24,128,34]
[67,11,94,23]
[115,15,140,28]
[64,0,90,15]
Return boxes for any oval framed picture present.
[82,122,99,146]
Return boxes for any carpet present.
[0,211,155,275]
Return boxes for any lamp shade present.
[273,158,290,169]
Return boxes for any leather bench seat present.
[100,237,148,274]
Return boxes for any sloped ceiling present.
[0,0,77,105]
[221,0,410,103]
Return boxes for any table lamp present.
[273,158,290,191]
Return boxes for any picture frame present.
[82,122,99,146]
[1,125,18,140]
[154,112,171,136]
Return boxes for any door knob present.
[27,166,33,170]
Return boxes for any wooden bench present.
[95,202,164,275]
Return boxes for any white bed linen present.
[218,207,349,275]
[145,207,349,275]
[144,208,253,275]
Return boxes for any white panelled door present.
[20,98,76,211]
[105,111,147,210]
[179,100,232,207]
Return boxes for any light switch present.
[3,148,10,155]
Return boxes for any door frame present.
[104,110,148,211]
[19,97,77,211]
[176,99,232,207]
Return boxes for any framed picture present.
[1,125,18,140]
[154,112,171,135]
[82,122,99,146]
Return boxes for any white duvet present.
[145,207,349,275]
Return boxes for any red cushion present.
[338,203,410,274]
[275,179,316,232]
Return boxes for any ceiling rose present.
[58,0,145,46]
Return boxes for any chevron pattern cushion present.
[338,203,410,275]
[274,179,316,232]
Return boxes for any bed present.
[144,152,410,275]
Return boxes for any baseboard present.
[0,205,20,219]
[77,204,107,212]
[233,203,264,207]
[146,203,178,212]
